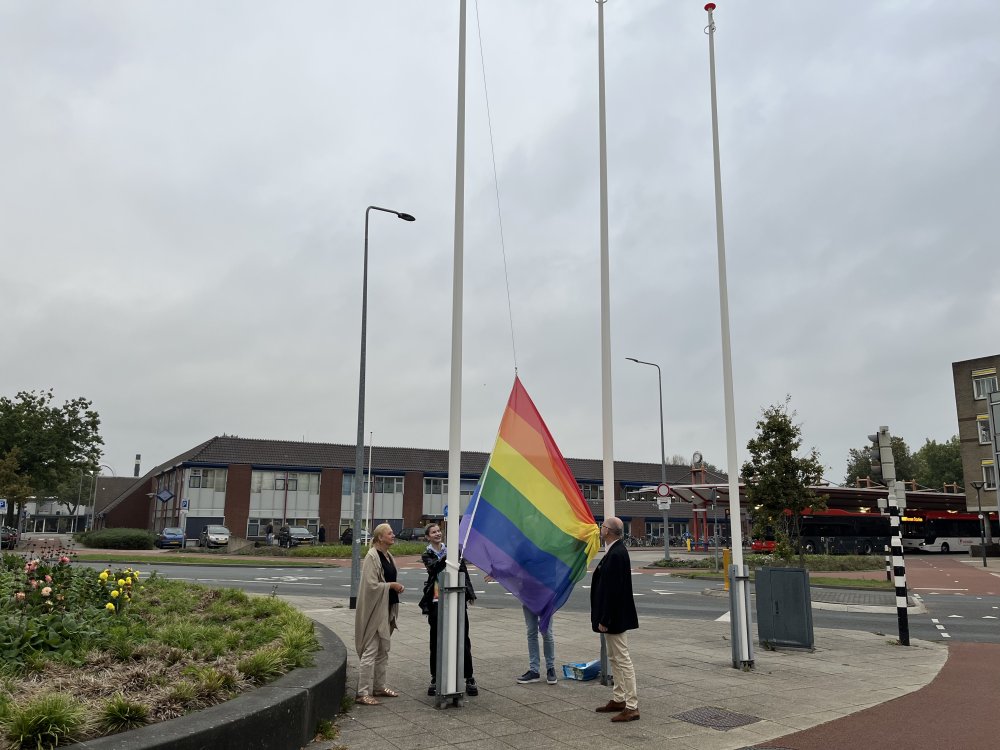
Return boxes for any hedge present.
[75,528,155,550]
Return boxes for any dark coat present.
[419,547,477,615]
[590,539,639,634]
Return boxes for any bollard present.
[686,538,692,552]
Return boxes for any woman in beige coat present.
[354,523,405,705]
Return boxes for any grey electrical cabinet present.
[755,566,814,649]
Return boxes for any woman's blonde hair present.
[372,523,393,545]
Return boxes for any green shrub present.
[237,647,288,683]
[76,528,155,550]
[2,692,88,749]
[99,692,149,734]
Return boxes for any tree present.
[913,436,963,491]
[0,390,103,526]
[843,435,916,487]
[741,397,826,563]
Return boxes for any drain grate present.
[673,706,761,731]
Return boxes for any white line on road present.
[715,611,730,623]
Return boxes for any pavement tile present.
[296,596,946,750]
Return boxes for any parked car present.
[277,525,315,547]
[199,525,230,549]
[154,526,185,549]
[396,527,426,542]
[0,526,19,550]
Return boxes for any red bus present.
[901,510,999,553]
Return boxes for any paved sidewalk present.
[295,597,946,750]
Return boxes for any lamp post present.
[350,205,415,610]
[972,480,987,568]
[626,357,669,560]
[88,464,116,532]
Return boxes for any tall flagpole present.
[596,0,615,524]
[704,2,753,669]
[444,0,467,702]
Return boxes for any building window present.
[578,483,604,501]
[974,374,998,400]
[979,417,992,445]
[275,473,299,492]
[985,463,997,491]
[189,469,217,490]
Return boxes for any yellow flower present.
[117,579,126,587]
[110,590,120,599]
[133,571,141,580]
[105,602,115,611]
[124,595,131,602]
[99,571,109,581]
[125,577,132,585]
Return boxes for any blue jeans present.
[523,605,555,672]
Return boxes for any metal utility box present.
[755,566,814,649]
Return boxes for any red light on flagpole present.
[705,3,716,10]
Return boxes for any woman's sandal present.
[373,688,399,697]
[355,695,381,706]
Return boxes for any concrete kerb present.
[69,624,347,750]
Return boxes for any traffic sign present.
[0,499,6,511]
[655,483,670,497]
[180,499,189,511]
[657,498,672,511]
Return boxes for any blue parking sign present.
[0,499,6,510]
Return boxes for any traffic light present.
[867,426,896,484]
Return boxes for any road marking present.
[716,611,730,622]
[935,625,946,630]
[947,615,964,618]
[941,633,951,638]
[984,616,998,620]
[931,618,939,623]
[651,590,676,595]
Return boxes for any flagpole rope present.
[474,0,518,376]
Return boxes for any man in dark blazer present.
[590,516,640,722]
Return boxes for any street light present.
[88,464,116,532]
[626,357,670,560]
[350,205,415,610]
[972,480,987,568]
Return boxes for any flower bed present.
[0,549,318,748]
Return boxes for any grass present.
[71,552,338,567]
[652,553,886,572]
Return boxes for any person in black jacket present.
[418,523,478,697]
[590,516,639,722]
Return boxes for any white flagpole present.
[365,432,374,532]
[704,2,753,669]
[444,0,467,702]
[596,0,615,525]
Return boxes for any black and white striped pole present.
[870,426,909,646]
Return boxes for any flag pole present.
[704,2,753,669]
[443,0,468,703]
[596,0,615,527]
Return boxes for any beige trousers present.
[357,633,391,696]
[605,631,638,709]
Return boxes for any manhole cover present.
[673,706,761,731]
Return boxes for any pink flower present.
[59,556,71,564]
[44,575,52,583]
[29,579,38,589]
[14,592,25,601]
[41,587,52,597]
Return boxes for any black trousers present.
[427,602,473,681]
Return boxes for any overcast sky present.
[2,1,997,485]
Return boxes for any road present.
[93,552,1000,645]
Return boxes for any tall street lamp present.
[88,464,116,532]
[350,205,415,610]
[971,480,987,568]
[626,357,669,560]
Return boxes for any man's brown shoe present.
[611,707,640,722]
[595,700,626,713]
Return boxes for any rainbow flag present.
[459,377,600,632]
